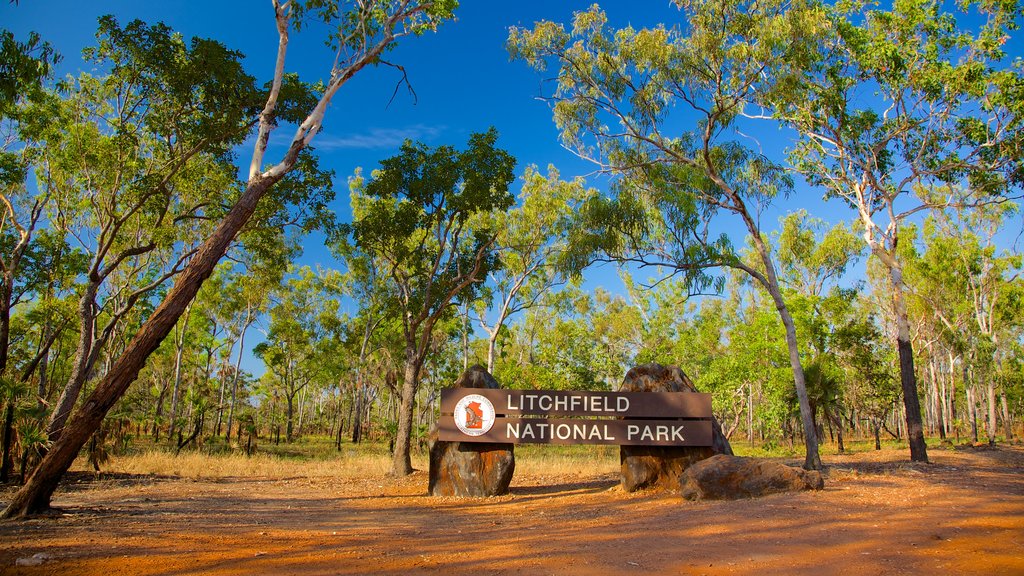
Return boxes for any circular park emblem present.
[453,394,496,437]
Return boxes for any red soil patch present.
[1,445,1022,575]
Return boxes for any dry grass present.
[513,444,619,476]
[91,443,621,480]
[100,449,428,479]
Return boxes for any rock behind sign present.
[619,363,733,492]
[428,366,515,497]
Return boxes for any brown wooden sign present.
[438,388,713,447]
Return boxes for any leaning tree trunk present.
[775,298,822,470]
[0,174,279,519]
[746,228,821,471]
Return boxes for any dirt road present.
[2,446,1022,575]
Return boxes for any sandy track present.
[1,446,1022,575]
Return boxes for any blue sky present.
[2,1,697,376]
[2,1,692,259]
[4,1,1022,377]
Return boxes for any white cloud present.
[309,124,445,150]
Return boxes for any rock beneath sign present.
[619,363,733,492]
[679,454,824,500]
[428,365,515,497]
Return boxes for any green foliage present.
[776,211,863,298]
[83,15,261,159]
[255,266,347,411]
[775,0,1023,220]
[290,0,458,45]
[509,1,825,291]
[473,165,595,371]
[344,128,515,336]
[0,29,59,115]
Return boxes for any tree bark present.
[351,385,363,444]
[0,274,13,379]
[832,409,845,454]
[390,347,422,476]
[928,355,945,439]
[758,261,821,470]
[224,314,250,442]
[286,389,295,443]
[968,385,979,443]
[167,304,193,439]
[486,329,501,375]
[0,175,277,518]
[46,283,98,442]
[1001,390,1012,441]
[0,401,14,482]
[987,378,997,445]
[889,267,929,463]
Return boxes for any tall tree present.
[218,259,281,442]
[910,204,1023,443]
[509,1,828,469]
[255,266,344,443]
[474,165,589,373]
[0,28,60,404]
[343,129,514,475]
[768,0,1024,462]
[41,17,257,443]
[3,0,456,518]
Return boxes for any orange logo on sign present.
[465,401,484,429]
[453,394,495,436]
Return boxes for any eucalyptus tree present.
[494,289,573,388]
[3,0,457,519]
[774,212,862,443]
[910,204,1023,443]
[344,129,515,475]
[474,165,590,373]
[255,266,344,442]
[832,310,901,450]
[767,0,1024,462]
[509,1,827,469]
[217,259,282,441]
[517,293,606,391]
[775,211,862,301]
[40,17,256,443]
[0,29,60,396]
[329,231,396,444]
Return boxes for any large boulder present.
[428,365,515,497]
[679,454,824,500]
[619,363,732,492]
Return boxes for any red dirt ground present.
[1,445,1022,575]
